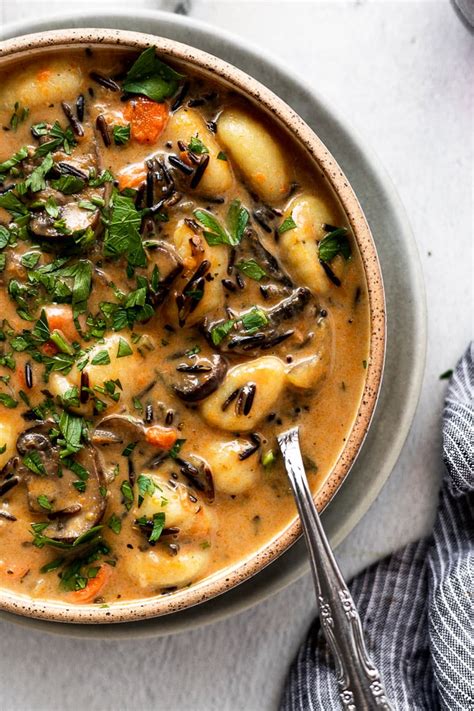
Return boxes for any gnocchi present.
[162,108,233,196]
[218,107,290,203]
[279,193,345,296]
[200,356,287,432]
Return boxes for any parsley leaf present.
[37,495,53,511]
[104,193,146,268]
[211,307,269,344]
[107,513,122,535]
[21,252,41,270]
[137,474,156,507]
[120,480,134,511]
[0,145,28,173]
[116,337,133,358]
[149,512,165,542]
[236,259,267,281]
[113,125,131,145]
[193,209,228,245]
[22,153,54,193]
[91,350,111,366]
[0,393,18,408]
[58,412,84,458]
[23,450,46,475]
[278,214,297,234]
[240,307,269,333]
[188,135,209,155]
[318,227,351,263]
[194,199,249,247]
[169,438,186,459]
[211,318,236,346]
[122,46,183,102]
[51,175,85,195]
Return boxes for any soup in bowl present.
[0,30,384,623]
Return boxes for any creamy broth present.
[0,47,369,605]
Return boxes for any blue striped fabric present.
[281,344,473,710]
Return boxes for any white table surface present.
[0,2,472,709]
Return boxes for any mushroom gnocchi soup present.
[0,46,369,605]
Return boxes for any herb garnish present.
[107,513,122,535]
[188,135,209,155]
[120,480,134,511]
[194,199,249,247]
[137,474,157,507]
[103,193,147,268]
[236,259,267,281]
[113,124,131,145]
[122,46,183,102]
[278,214,297,234]
[9,102,29,131]
[318,227,351,263]
[37,495,53,511]
[211,307,269,345]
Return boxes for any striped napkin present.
[281,344,473,710]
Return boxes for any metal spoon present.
[278,426,393,710]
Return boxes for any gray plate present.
[0,10,426,638]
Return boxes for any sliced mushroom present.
[91,414,146,446]
[246,226,293,287]
[173,354,228,402]
[6,422,106,544]
[27,133,109,242]
[203,287,313,355]
[266,287,312,325]
[148,242,184,306]
[29,185,105,241]
[174,455,214,502]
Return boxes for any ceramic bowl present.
[0,28,386,624]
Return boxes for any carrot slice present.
[117,163,147,191]
[45,305,78,343]
[123,97,169,144]
[71,564,112,604]
[145,425,178,450]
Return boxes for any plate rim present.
[0,8,426,637]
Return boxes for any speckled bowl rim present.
[0,28,386,624]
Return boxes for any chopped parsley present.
[116,337,133,358]
[23,451,47,475]
[120,480,134,511]
[9,102,29,131]
[194,199,249,247]
[91,350,111,366]
[103,193,147,268]
[439,369,453,380]
[136,512,166,542]
[37,495,53,511]
[122,46,183,102]
[318,227,351,263]
[51,175,85,195]
[107,513,122,535]
[236,259,267,281]
[137,474,157,507]
[169,438,186,459]
[278,214,297,234]
[211,307,269,345]
[113,124,131,145]
[188,135,209,155]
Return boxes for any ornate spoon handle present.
[278,427,393,710]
